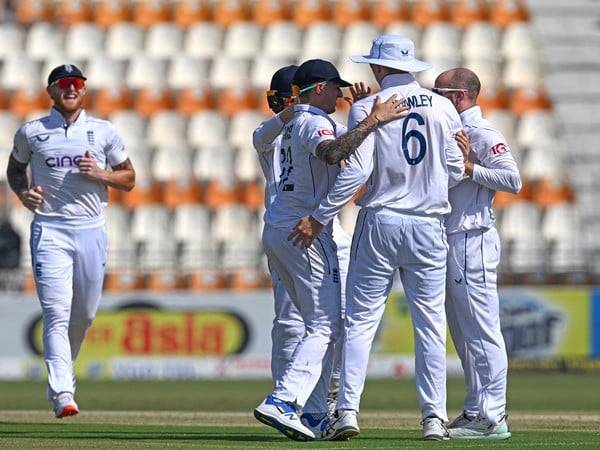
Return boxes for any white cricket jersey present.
[312,73,465,225]
[265,104,342,231]
[11,108,127,225]
[253,114,285,210]
[445,106,522,235]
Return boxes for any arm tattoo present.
[7,156,30,196]
[316,116,378,165]
[111,158,133,172]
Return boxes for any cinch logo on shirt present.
[45,155,83,168]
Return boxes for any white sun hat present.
[350,35,432,73]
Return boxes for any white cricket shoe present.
[322,409,360,441]
[254,395,315,441]
[447,411,476,429]
[422,416,449,440]
[53,392,79,418]
[448,415,511,440]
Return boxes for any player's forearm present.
[7,164,30,198]
[472,165,521,194]
[316,115,379,165]
[97,169,135,191]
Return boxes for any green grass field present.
[1,374,599,448]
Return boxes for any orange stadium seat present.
[490,0,529,27]
[186,270,227,291]
[202,179,239,208]
[173,0,212,27]
[217,86,258,117]
[411,0,449,27]
[133,0,172,28]
[134,86,175,118]
[331,0,370,27]
[494,179,532,209]
[239,180,264,210]
[478,85,510,113]
[9,88,51,119]
[104,270,144,291]
[509,86,552,116]
[55,0,94,26]
[145,270,183,291]
[251,0,291,26]
[92,87,134,117]
[292,0,330,28]
[532,178,575,208]
[228,269,264,290]
[213,0,251,27]
[15,0,53,24]
[176,86,216,117]
[370,0,410,28]
[450,0,488,28]
[93,0,132,27]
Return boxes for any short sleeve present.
[104,123,127,167]
[11,126,31,164]
[301,115,336,156]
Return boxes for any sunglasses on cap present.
[266,90,294,110]
[432,87,467,95]
[291,81,329,97]
[52,77,86,90]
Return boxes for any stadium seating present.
[0,0,588,290]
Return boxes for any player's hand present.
[78,150,104,181]
[19,185,43,212]
[369,94,408,125]
[455,130,474,176]
[288,216,324,249]
[344,82,372,106]
[455,130,471,161]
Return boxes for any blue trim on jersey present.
[308,155,316,197]
[592,289,600,357]
[480,233,486,285]
[464,233,469,286]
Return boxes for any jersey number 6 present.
[401,112,427,165]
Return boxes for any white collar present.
[459,105,482,125]
[49,107,87,127]
[380,73,420,90]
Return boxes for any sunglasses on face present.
[432,87,467,95]
[53,77,85,90]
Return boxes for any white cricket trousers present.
[446,227,507,425]
[338,209,449,421]
[262,223,341,409]
[269,219,350,413]
[30,218,107,399]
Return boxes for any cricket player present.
[289,36,466,441]
[6,64,135,418]
[254,58,406,441]
[434,68,521,440]
[253,66,368,423]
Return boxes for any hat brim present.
[350,55,432,73]
[329,77,353,88]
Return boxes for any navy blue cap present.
[270,65,298,97]
[293,59,352,91]
[47,64,86,86]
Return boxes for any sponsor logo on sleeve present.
[490,143,509,156]
[316,129,334,137]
